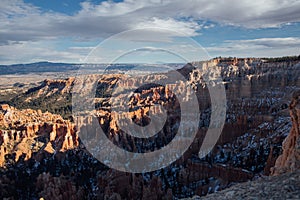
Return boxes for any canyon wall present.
[0,104,78,167]
[0,58,299,199]
[272,90,300,175]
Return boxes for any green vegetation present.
[262,55,300,62]
[213,55,300,62]
[0,79,116,121]
[0,90,73,120]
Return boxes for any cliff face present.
[272,90,300,175]
[0,104,78,167]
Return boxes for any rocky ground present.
[190,170,300,200]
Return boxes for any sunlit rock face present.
[0,104,78,167]
[272,90,300,175]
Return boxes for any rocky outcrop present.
[36,77,75,97]
[36,173,85,200]
[272,90,300,175]
[194,170,300,200]
[0,104,78,167]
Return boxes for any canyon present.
[0,57,299,199]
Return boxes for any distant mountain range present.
[0,61,183,75]
[0,62,80,75]
[2,56,299,75]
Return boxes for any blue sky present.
[1,0,300,64]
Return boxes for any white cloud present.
[235,37,300,48]
[0,0,300,63]
[135,17,201,37]
[2,0,300,44]
[0,41,85,64]
[0,0,202,45]
[206,37,300,57]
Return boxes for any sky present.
[0,0,300,64]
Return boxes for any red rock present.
[0,105,78,166]
[272,90,300,175]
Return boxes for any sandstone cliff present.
[0,104,78,167]
[272,90,300,175]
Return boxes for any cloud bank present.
[0,0,300,63]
